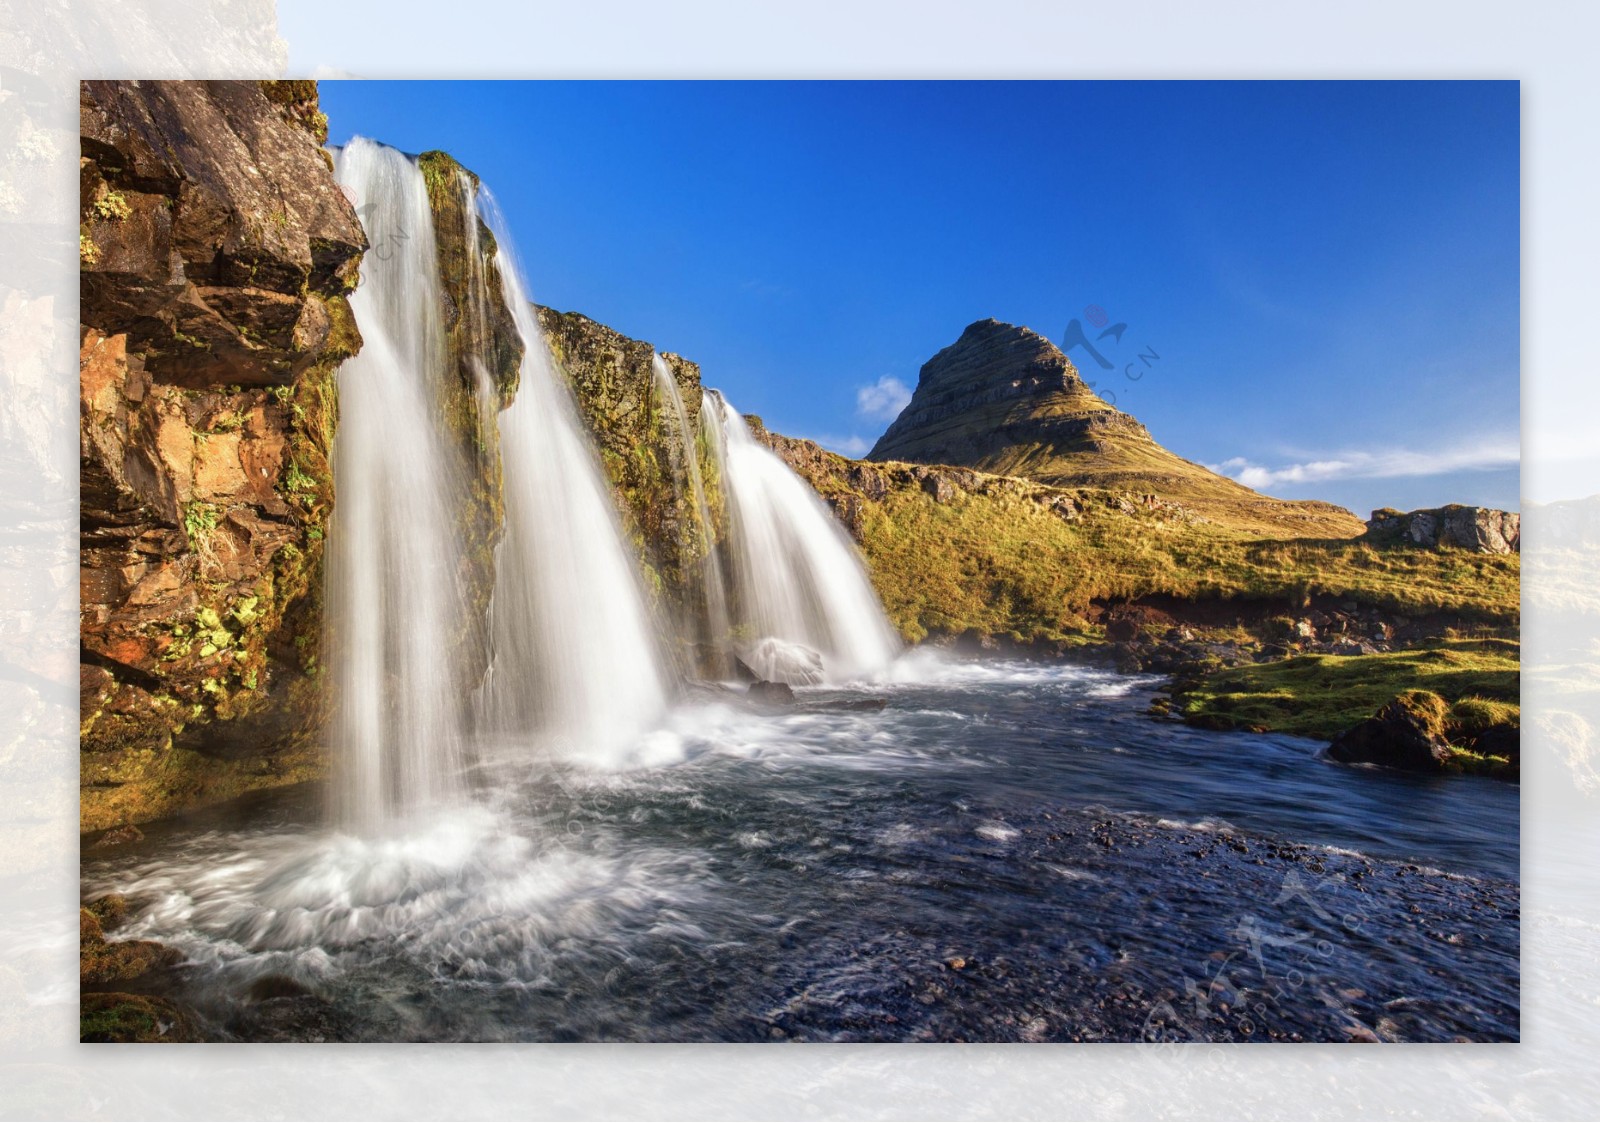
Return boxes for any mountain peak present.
[869,317,1138,466]
[869,319,1363,537]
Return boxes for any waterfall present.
[328,138,472,826]
[652,355,731,673]
[701,391,900,684]
[476,193,670,767]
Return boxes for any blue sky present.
[316,80,1520,516]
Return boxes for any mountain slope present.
[869,319,1363,537]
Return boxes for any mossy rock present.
[80,993,198,1043]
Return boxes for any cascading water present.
[328,138,472,826]
[476,194,670,766]
[651,354,731,670]
[701,391,901,684]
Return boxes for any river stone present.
[1326,693,1454,771]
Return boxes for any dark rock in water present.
[248,974,313,1002]
[730,655,760,683]
[1365,505,1520,554]
[92,825,144,849]
[747,680,796,704]
[1326,692,1454,772]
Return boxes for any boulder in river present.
[1326,691,1454,771]
[747,680,797,705]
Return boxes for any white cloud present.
[807,433,872,458]
[1210,437,1520,491]
[856,375,913,422]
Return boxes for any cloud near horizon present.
[856,375,913,422]
[807,433,873,458]
[1210,437,1520,491]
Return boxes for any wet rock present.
[91,825,145,849]
[81,992,198,1043]
[247,974,313,1002]
[747,680,796,704]
[80,907,181,986]
[1326,691,1454,772]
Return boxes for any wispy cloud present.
[1210,437,1520,490]
[807,433,873,458]
[856,375,912,422]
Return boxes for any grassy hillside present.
[763,427,1521,647]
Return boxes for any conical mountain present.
[868,319,1362,537]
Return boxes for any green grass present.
[850,479,1520,645]
[1170,638,1520,741]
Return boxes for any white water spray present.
[702,391,900,683]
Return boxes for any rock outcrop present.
[869,319,1363,537]
[417,150,525,683]
[1365,505,1520,555]
[79,80,365,831]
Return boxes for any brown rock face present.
[80,80,365,387]
[79,81,364,831]
[868,319,1363,537]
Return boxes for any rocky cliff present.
[77,87,518,833]
[536,306,713,642]
[78,80,365,831]
[417,150,524,684]
[869,319,1364,538]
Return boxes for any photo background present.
[3,1,1592,1117]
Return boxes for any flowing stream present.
[474,192,670,769]
[82,658,1519,1042]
